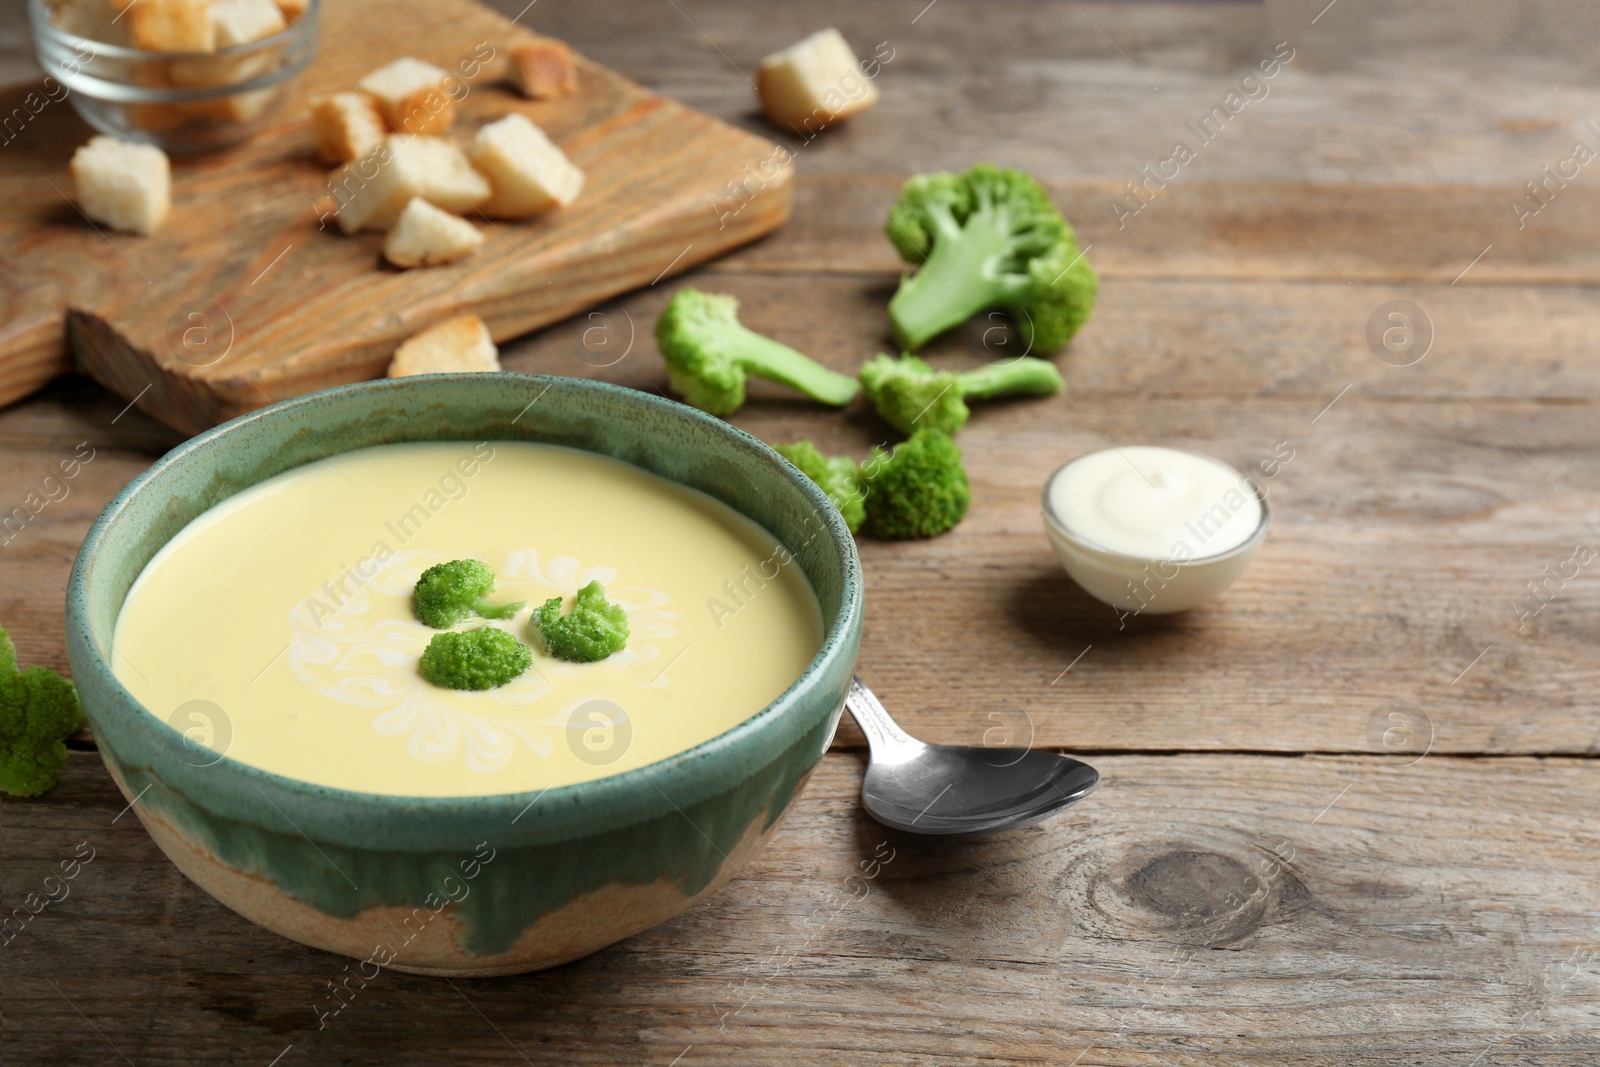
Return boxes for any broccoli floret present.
[885,164,1097,353]
[534,581,630,663]
[859,352,1063,435]
[419,627,532,690]
[654,287,861,416]
[774,440,865,534]
[861,428,971,539]
[413,559,526,629]
[0,624,86,797]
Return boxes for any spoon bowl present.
[847,678,1099,836]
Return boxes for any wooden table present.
[4,2,1599,1063]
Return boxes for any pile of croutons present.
[314,50,582,270]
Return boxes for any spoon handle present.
[845,676,921,755]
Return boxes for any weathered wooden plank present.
[511,0,1600,190]
[716,176,1600,289]
[3,749,1597,1065]
[641,270,1600,402]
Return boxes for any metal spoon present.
[845,676,1099,836]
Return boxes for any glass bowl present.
[28,0,319,154]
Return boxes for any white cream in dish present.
[111,441,823,797]
[1047,446,1262,559]
[1042,446,1267,615]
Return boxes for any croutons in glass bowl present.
[29,0,317,154]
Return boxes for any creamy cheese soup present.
[112,441,824,796]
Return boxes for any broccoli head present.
[654,287,861,416]
[534,581,630,663]
[774,440,865,534]
[414,559,526,629]
[861,428,971,539]
[885,164,1097,353]
[0,625,86,797]
[859,352,1063,435]
[419,627,532,690]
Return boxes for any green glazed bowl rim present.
[66,374,863,841]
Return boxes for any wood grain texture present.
[3,0,1599,1063]
[723,175,1600,288]
[521,0,1600,188]
[0,0,792,431]
[4,750,1599,1065]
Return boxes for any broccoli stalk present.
[0,624,86,797]
[860,352,1063,435]
[861,428,971,539]
[414,560,526,629]
[655,287,861,416]
[534,581,630,663]
[885,164,1097,353]
[774,441,866,534]
[419,627,532,690]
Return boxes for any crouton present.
[50,0,130,46]
[271,0,307,22]
[178,85,282,122]
[383,198,484,268]
[123,0,215,52]
[167,51,271,88]
[122,60,185,127]
[310,92,386,163]
[757,28,879,133]
[470,113,582,219]
[455,40,511,84]
[70,135,171,235]
[332,134,491,234]
[387,315,499,376]
[358,56,456,136]
[508,37,577,99]
[126,102,190,132]
[214,0,285,45]
[167,0,284,86]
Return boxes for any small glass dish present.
[28,0,319,154]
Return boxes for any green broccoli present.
[534,581,630,663]
[0,624,86,797]
[885,164,1097,353]
[859,352,1063,435]
[654,287,861,416]
[861,428,971,540]
[774,441,866,534]
[418,627,532,690]
[413,559,526,629]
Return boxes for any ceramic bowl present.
[1041,453,1269,616]
[66,374,862,976]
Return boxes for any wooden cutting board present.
[0,0,790,435]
